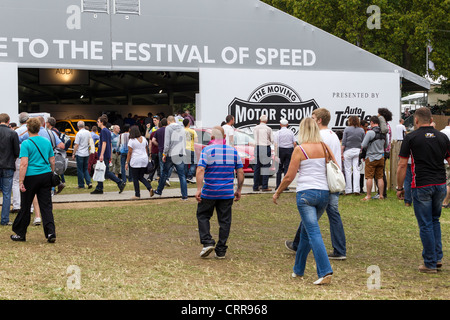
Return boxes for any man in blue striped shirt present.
[195,126,244,259]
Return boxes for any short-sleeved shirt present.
[275,127,296,149]
[91,132,99,144]
[111,133,120,152]
[321,129,342,169]
[361,128,387,162]
[20,136,54,176]
[185,127,197,151]
[222,124,234,146]
[119,132,130,154]
[198,142,243,199]
[149,131,158,155]
[396,124,406,141]
[128,137,149,168]
[399,126,450,188]
[154,127,166,153]
[98,127,112,159]
[74,128,92,157]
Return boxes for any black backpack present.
[359,126,386,160]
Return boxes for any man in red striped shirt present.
[195,126,244,259]
[396,107,450,274]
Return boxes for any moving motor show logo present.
[228,83,319,131]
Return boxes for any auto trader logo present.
[228,83,319,130]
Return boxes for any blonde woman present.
[273,117,335,285]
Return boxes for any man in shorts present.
[361,116,388,201]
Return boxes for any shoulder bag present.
[321,142,345,193]
[28,138,61,187]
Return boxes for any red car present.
[193,128,275,177]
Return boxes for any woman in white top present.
[273,118,335,285]
[125,125,154,199]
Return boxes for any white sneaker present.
[313,274,332,285]
[33,217,41,226]
[200,246,215,258]
[165,180,171,187]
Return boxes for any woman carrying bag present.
[125,125,154,200]
[273,118,336,285]
[11,117,56,243]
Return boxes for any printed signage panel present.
[199,68,400,135]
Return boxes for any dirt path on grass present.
[52,198,197,210]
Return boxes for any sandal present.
[361,196,371,201]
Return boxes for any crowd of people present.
[0,109,197,242]
[0,105,446,284]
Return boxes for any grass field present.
[0,183,448,300]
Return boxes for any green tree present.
[262,0,449,92]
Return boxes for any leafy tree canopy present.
[262,0,449,92]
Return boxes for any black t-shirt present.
[399,126,450,188]
[154,127,166,153]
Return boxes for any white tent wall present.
[0,0,428,123]
[0,62,18,124]
[199,68,401,132]
[0,0,432,84]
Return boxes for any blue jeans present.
[292,193,346,256]
[120,153,132,183]
[293,190,333,278]
[411,184,445,269]
[76,155,91,188]
[156,155,187,198]
[404,164,412,205]
[325,192,346,256]
[0,169,14,225]
[158,152,173,183]
[185,149,197,180]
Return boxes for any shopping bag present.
[93,161,106,182]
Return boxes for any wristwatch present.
[396,187,404,191]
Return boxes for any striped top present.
[198,142,243,199]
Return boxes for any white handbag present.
[321,142,346,193]
[92,161,106,182]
